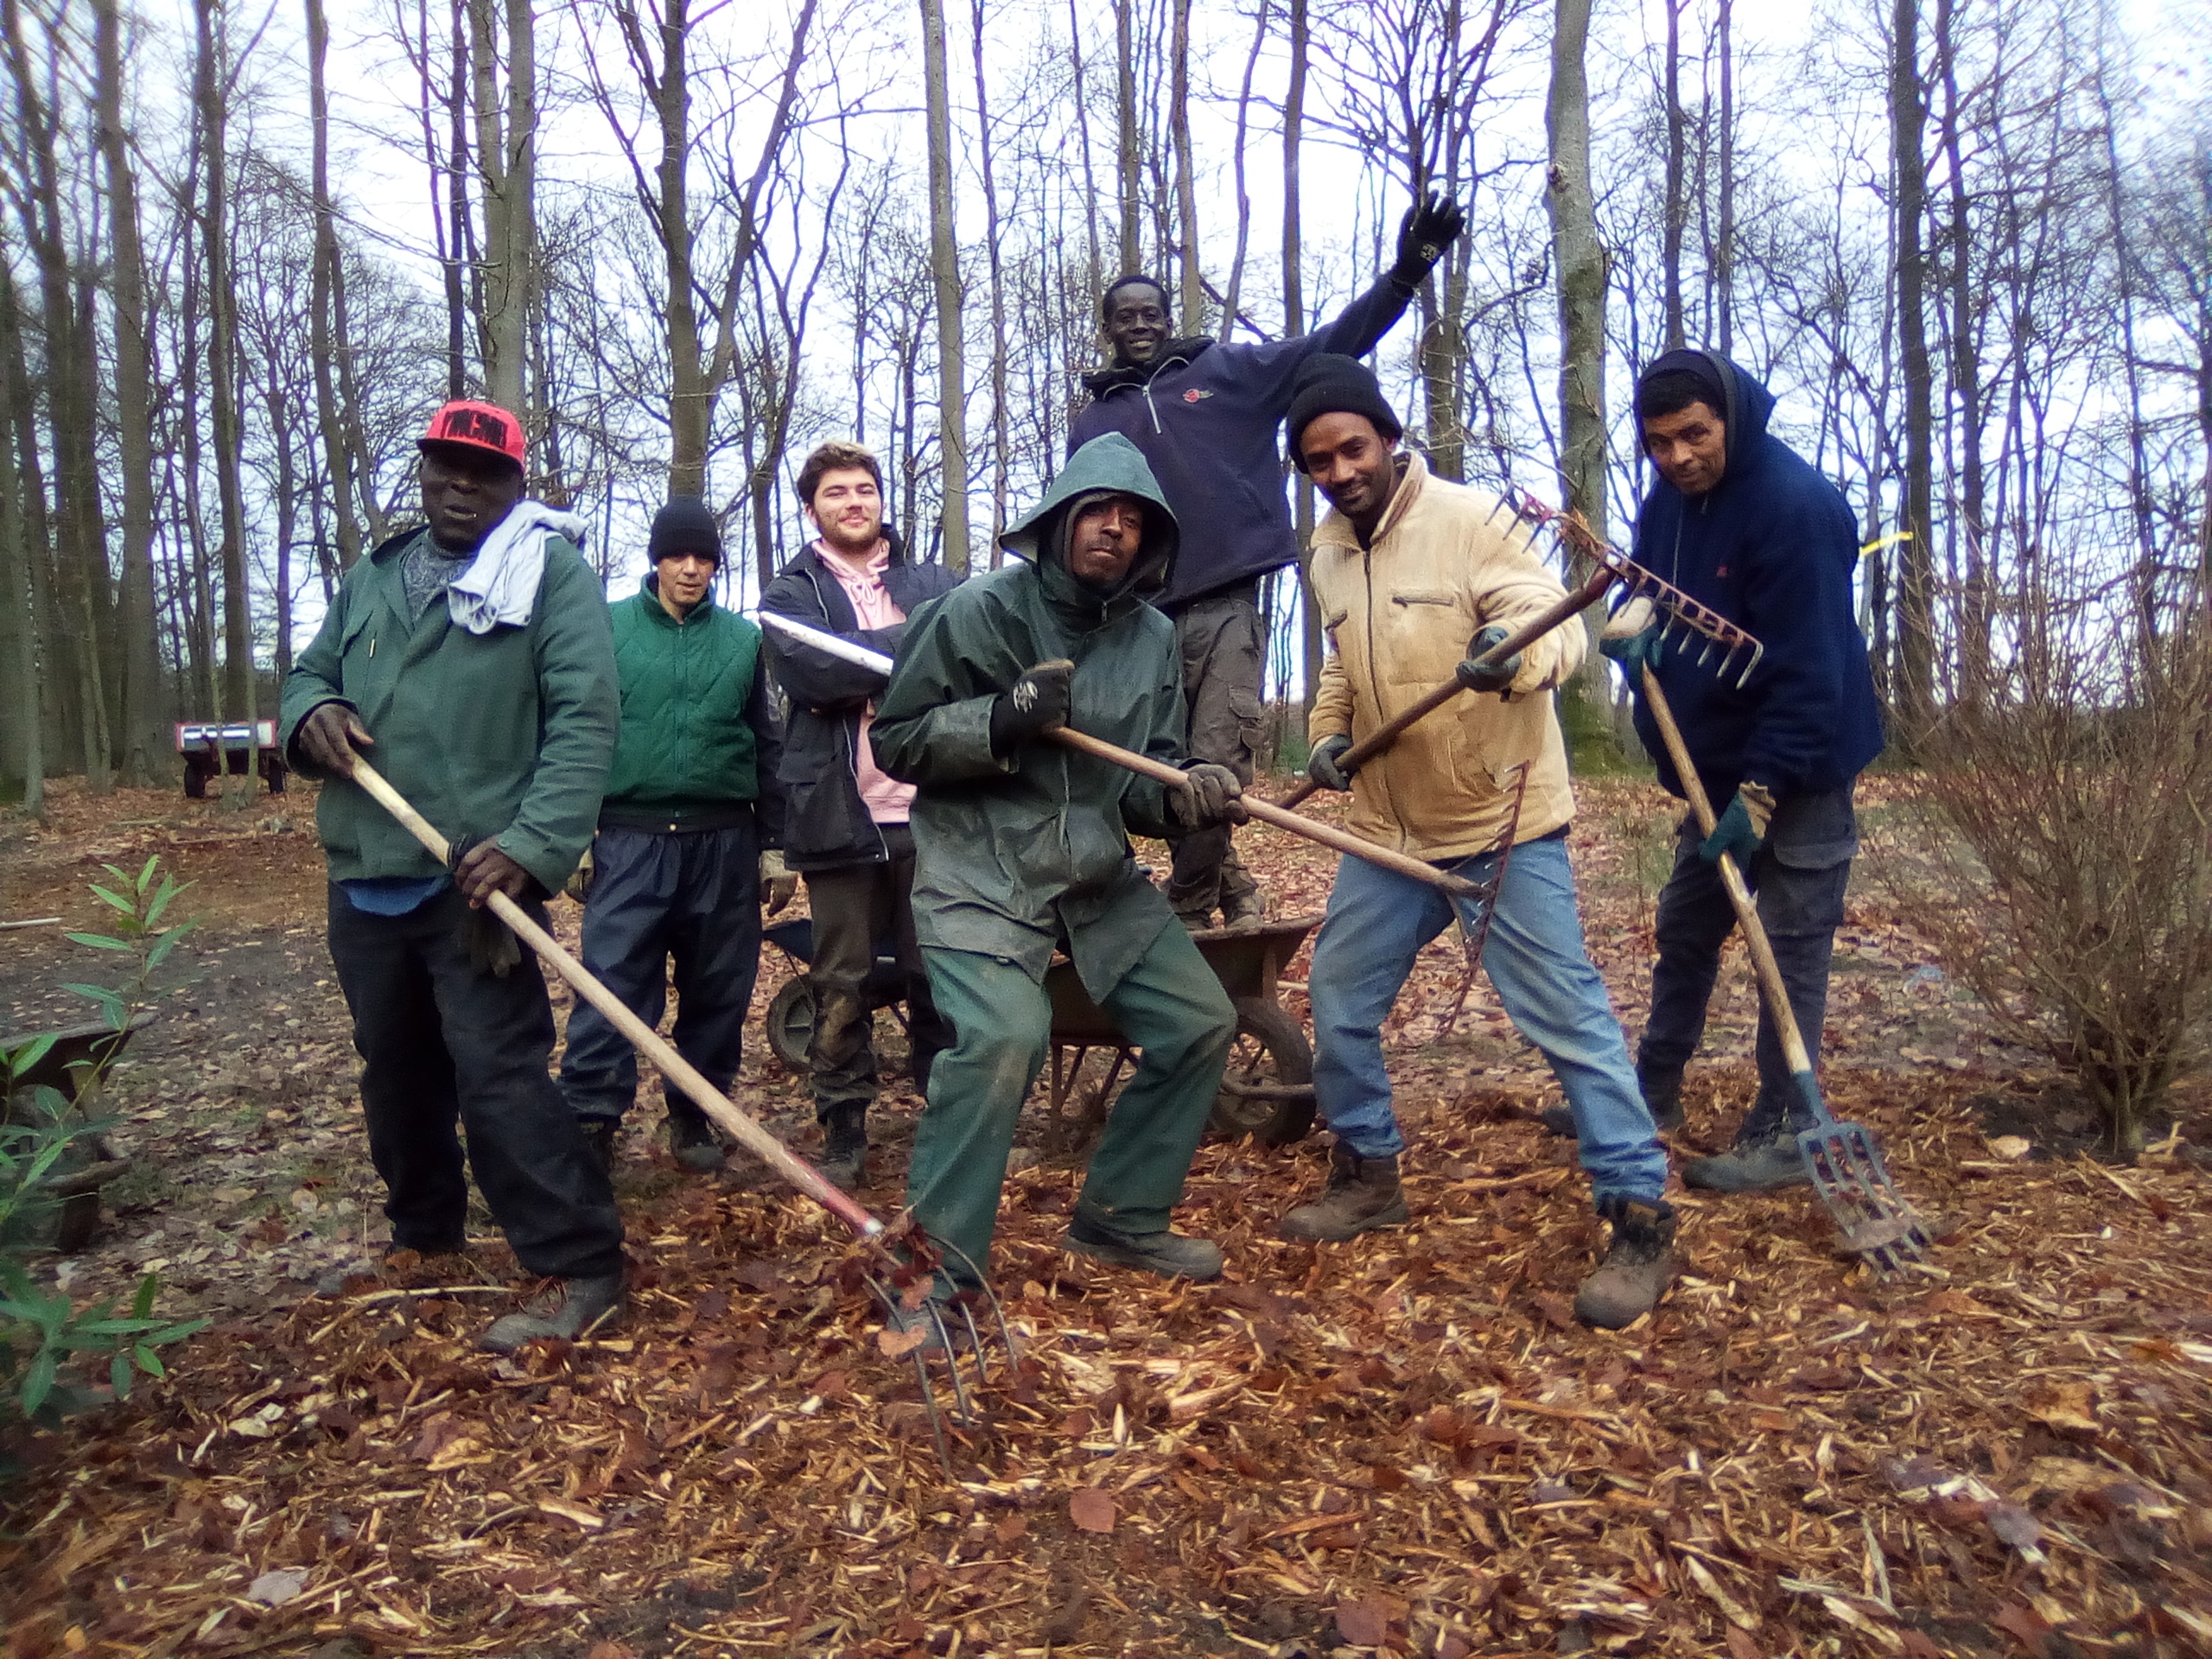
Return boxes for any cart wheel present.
[1211,997,1315,1147]
[766,977,815,1071]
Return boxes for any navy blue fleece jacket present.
[1629,352,1885,804]
[1066,271,1420,610]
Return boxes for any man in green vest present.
[559,497,790,1173]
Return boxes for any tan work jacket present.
[1308,453,1583,864]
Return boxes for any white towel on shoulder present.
[447,500,589,634]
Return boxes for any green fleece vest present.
[601,581,763,816]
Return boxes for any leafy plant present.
[0,858,207,1430]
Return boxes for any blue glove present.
[1699,783,1776,867]
[1306,734,1357,792]
[1455,624,1520,695]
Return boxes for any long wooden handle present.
[346,759,883,1239]
[1637,669,1815,1076]
[1280,568,1617,809]
[1048,728,1483,899]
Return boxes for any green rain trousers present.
[909,923,1235,1285]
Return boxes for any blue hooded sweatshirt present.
[1629,350,1885,807]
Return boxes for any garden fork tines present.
[865,1222,1020,1471]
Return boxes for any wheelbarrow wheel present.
[1210,997,1315,1147]
[766,977,815,1071]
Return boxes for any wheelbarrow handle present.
[1635,667,1822,1092]
[1047,728,1484,899]
[345,758,884,1238]
[1278,568,1618,810]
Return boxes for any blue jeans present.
[1641,785,1857,1141]
[1307,831,1668,1205]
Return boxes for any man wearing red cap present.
[281,399,628,1352]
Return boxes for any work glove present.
[563,842,595,905]
[988,658,1075,755]
[1456,623,1522,696]
[1699,781,1777,868]
[1306,733,1357,792]
[1599,594,1665,678]
[1170,761,1249,831]
[760,849,798,916]
[1392,191,1465,287]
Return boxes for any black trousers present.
[327,884,625,1279]
[802,822,950,1121]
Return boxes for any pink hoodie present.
[814,540,916,825]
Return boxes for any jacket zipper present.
[1357,546,1404,853]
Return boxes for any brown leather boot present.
[1573,1197,1681,1328]
[1278,1142,1408,1242]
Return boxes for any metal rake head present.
[1514,495,1766,690]
[1796,1117,1936,1278]
[859,1219,1020,1471]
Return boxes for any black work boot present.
[580,1116,620,1177]
[480,1272,626,1352]
[1540,1065,1684,1138]
[817,1105,868,1193]
[1277,1142,1409,1242]
[1221,888,1266,930]
[1064,1209,1224,1280]
[1574,1196,1681,1328]
[666,1103,726,1173]
[1683,1128,1809,1192]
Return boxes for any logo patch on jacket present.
[1182,388,1213,404]
[1715,564,1729,578]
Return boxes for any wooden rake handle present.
[345,758,883,1239]
[1047,728,1483,899]
[1637,668,1817,1077]
[1278,568,1617,810]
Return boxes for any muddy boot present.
[1221,888,1266,930]
[666,1103,726,1174]
[817,1105,868,1193]
[580,1116,620,1176]
[1574,1197,1681,1328]
[480,1272,626,1352]
[1278,1142,1408,1242]
[1683,1128,1808,1192]
[1175,906,1216,934]
[1064,1210,1224,1281]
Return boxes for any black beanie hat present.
[1285,354,1404,470]
[649,496,721,564]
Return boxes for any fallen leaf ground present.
[2,774,2209,1659]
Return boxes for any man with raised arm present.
[281,399,625,1353]
[760,442,962,1192]
[1068,194,1465,931]
[1283,358,1678,1330]
[869,434,1247,1315]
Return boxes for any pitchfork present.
[345,758,1014,1470]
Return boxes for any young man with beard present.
[1067,194,1465,931]
[1586,349,1883,1191]
[558,497,789,1176]
[1283,358,1678,1329]
[760,442,961,1192]
[282,399,626,1352]
[869,435,1248,1306]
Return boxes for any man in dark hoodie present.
[871,434,1248,1300]
[1593,350,1884,1192]
[1068,194,1464,931]
[760,442,962,1192]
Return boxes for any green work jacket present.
[601,578,771,823]
[279,524,618,893]
[872,434,1188,1000]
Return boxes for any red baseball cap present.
[417,399,526,470]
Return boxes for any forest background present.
[0,0,2207,798]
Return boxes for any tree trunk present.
[919,0,969,570]
[194,0,253,741]
[1934,0,1987,700]
[469,0,534,421]
[651,0,708,496]
[1066,0,1103,312]
[1115,0,1140,275]
[1715,0,1734,353]
[1219,0,1271,341]
[1284,0,1321,734]
[1168,0,1203,334]
[1661,0,1687,352]
[970,0,1011,550]
[1891,0,1937,730]
[0,257,42,814]
[443,0,470,397]
[94,0,166,785]
[307,0,364,575]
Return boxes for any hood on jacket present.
[1637,347,1777,480]
[1001,433,1180,606]
[1079,337,1216,398]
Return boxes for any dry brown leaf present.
[877,1324,929,1360]
[1332,1596,1390,1648]
[1069,1487,1116,1534]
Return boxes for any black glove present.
[988,658,1074,755]
[1456,623,1521,696]
[1392,192,1465,286]
[1171,762,1249,831]
[1306,734,1357,792]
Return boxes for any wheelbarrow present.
[1,1014,152,1253]
[760,916,919,1076]
[1044,914,1321,1149]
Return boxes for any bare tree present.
[919,0,969,569]
[468,0,536,420]
[1890,0,1938,728]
